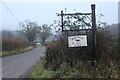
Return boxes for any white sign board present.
[68,35,87,47]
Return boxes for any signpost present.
[59,4,97,66]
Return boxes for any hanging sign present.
[68,35,87,47]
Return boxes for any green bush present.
[44,28,119,70]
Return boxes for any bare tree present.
[39,24,52,43]
[19,20,38,42]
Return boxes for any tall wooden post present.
[91,4,97,65]
[61,10,64,31]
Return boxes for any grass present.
[29,41,120,78]
[1,46,33,57]
[29,57,119,78]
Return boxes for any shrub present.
[44,28,118,70]
[2,38,29,51]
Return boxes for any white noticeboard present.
[68,35,87,47]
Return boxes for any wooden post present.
[91,4,97,66]
[61,10,64,31]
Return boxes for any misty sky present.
[2,2,118,31]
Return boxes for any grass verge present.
[29,57,119,78]
[1,46,33,57]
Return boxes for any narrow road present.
[2,46,45,78]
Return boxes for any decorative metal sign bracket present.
[59,11,92,31]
